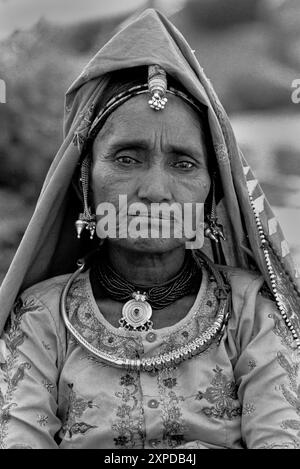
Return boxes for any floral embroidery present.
[0,297,37,448]
[62,270,237,448]
[273,314,299,352]
[42,380,55,394]
[67,270,219,367]
[42,341,51,351]
[242,403,255,415]
[120,374,135,387]
[157,368,186,448]
[67,279,144,360]
[277,351,299,392]
[163,378,177,389]
[277,351,300,436]
[62,383,98,438]
[37,414,48,427]
[114,432,131,447]
[261,439,300,449]
[272,314,300,442]
[158,278,218,357]
[0,340,6,364]
[195,365,241,420]
[281,420,300,436]
[248,360,257,370]
[214,143,229,163]
[112,373,145,448]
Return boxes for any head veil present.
[0,9,299,339]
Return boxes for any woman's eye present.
[173,161,195,170]
[116,156,137,165]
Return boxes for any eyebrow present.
[101,137,206,160]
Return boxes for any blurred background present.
[0,0,299,283]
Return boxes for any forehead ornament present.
[148,65,168,111]
[87,65,202,142]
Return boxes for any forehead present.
[93,94,205,148]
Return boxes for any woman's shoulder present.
[18,273,75,323]
[217,265,277,346]
[216,265,270,328]
[21,273,71,301]
[4,273,76,368]
[217,265,264,300]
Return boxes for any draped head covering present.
[0,9,299,340]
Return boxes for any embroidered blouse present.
[0,265,299,449]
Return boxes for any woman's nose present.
[137,166,172,203]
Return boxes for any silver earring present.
[204,178,225,243]
[75,157,96,240]
[204,216,225,243]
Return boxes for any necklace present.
[95,252,200,331]
[119,291,153,331]
[60,251,232,372]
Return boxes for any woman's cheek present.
[92,170,135,208]
[92,169,115,205]
[174,174,211,204]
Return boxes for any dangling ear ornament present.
[75,157,96,240]
[204,176,226,243]
[75,213,96,240]
[204,215,226,243]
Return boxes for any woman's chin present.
[103,237,185,253]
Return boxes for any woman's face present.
[91,94,211,253]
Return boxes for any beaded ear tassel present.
[249,193,300,349]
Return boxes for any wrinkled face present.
[91,94,211,253]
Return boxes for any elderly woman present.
[0,9,300,450]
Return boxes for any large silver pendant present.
[119,291,153,331]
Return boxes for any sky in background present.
[0,0,184,39]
